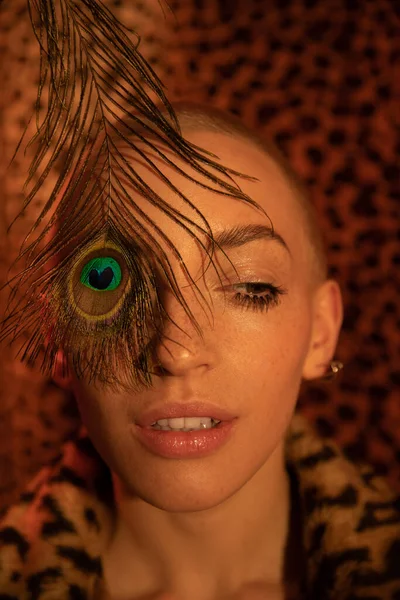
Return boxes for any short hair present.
[170,103,327,284]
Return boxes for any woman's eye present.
[80,257,122,291]
[231,282,286,312]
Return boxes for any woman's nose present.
[152,290,215,377]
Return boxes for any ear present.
[52,348,73,390]
[302,279,343,380]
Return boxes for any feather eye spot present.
[68,245,131,320]
[80,257,122,292]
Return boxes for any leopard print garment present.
[0,414,399,599]
[0,0,399,511]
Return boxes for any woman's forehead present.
[130,129,307,243]
[127,128,317,286]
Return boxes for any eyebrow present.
[210,224,290,254]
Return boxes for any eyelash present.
[231,282,287,312]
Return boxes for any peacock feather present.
[0,0,260,390]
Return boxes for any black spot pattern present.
[83,507,100,532]
[68,585,88,600]
[56,546,102,576]
[304,484,359,515]
[27,568,63,600]
[0,527,30,561]
[49,467,87,490]
[40,495,77,538]
[297,446,336,469]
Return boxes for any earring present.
[321,360,344,381]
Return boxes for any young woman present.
[1,106,399,600]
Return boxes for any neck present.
[104,441,292,600]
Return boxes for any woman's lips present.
[132,419,237,459]
[135,402,237,428]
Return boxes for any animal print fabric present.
[0,0,399,512]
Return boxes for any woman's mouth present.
[133,416,236,459]
[149,416,221,431]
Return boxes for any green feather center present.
[80,257,122,292]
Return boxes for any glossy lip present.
[132,419,237,459]
[135,402,237,428]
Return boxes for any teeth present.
[151,417,221,431]
[167,417,186,429]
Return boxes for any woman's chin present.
[135,492,229,514]
[118,471,236,514]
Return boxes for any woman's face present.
[66,129,339,512]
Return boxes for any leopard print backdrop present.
[0,0,399,512]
